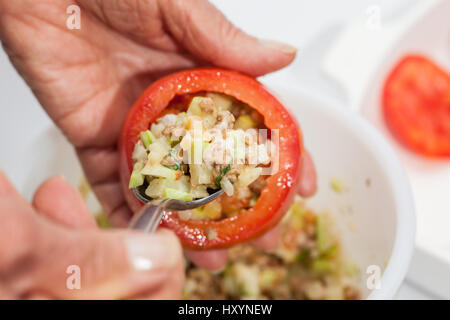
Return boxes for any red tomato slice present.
[383,55,450,157]
[119,68,303,249]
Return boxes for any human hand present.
[0,0,316,270]
[0,170,184,299]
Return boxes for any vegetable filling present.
[129,92,274,221]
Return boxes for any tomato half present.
[383,55,450,157]
[119,68,302,249]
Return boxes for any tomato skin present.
[382,55,450,157]
[119,68,302,249]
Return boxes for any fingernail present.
[125,232,180,272]
[260,39,297,54]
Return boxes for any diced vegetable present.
[128,162,144,188]
[235,115,257,130]
[140,130,155,149]
[190,164,213,185]
[330,178,345,193]
[317,214,335,254]
[187,97,217,128]
[147,138,170,165]
[259,270,277,289]
[215,165,231,188]
[312,258,333,272]
[164,188,193,201]
[187,97,207,116]
[206,92,233,110]
[146,176,190,198]
[132,141,147,162]
[193,200,222,220]
[237,167,262,187]
[141,164,178,180]
[190,185,209,198]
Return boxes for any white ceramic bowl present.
[274,85,416,299]
[1,78,416,299]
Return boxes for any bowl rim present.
[272,84,416,299]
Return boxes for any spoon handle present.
[128,199,169,233]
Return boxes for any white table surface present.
[0,0,439,299]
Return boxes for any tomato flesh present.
[119,68,302,249]
[383,55,450,157]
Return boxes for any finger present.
[23,221,184,299]
[298,150,317,197]
[160,0,297,76]
[251,225,281,251]
[185,249,228,271]
[32,176,97,229]
[77,147,132,227]
[0,169,22,199]
[81,0,297,77]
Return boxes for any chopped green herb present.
[296,249,310,264]
[215,165,231,188]
[163,163,182,171]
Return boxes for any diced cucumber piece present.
[191,164,213,185]
[311,258,333,272]
[187,97,217,128]
[128,163,144,189]
[317,214,335,254]
[187,97,207,116]
[330,178,345,193]
[206,92,233,110]
[141,164,177,180]
[190,185,209,198]
[237,167,262,187]
[145,178,169,198]
[140,130,155,149]
[147,138,170,165]
[163,188,193,201]
[146,176,190,198]
[235,115,257,130]
[132,141,147,162]
[201,200,222,219]
[260,270,277,289]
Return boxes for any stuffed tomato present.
[119,68,303,249]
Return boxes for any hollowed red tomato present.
[119,68,302,249]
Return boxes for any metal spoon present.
[128,185,224,233]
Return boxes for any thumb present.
[32,176,97,229]
[29,223,184,299]
[160,0,297,76]
[0,171,184,299]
